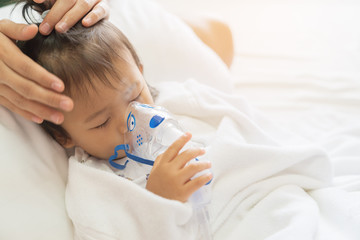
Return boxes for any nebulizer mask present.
[109,102,213,239]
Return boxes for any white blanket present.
[65,80,359,240]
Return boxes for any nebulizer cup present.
[109,101,213,239]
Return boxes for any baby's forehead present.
[71,71,139,103]
[67,53,133,92]
[121,81,138,99]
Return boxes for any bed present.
[0,0,359,239]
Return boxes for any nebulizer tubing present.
[109,101,213,239]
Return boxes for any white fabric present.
[0,0,231,239]
[0,107,73,240]
[67,147,195,240]
[72,147,152,186]
[66,80,360,240]
[0,5,72,240]
[108,0,233,92]
[1,0,360,239]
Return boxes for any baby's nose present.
[119,123,127,134]
[117,111,129,134]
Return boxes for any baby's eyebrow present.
[84,107,108,123]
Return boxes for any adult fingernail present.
[51,113,63,124]
[51,81,64,92]
[32,116,43,124]
[60,98,73,111]
[40,22,51,35]
[82,17,91,26]
[22,25,30,34]
[57,22,68,33]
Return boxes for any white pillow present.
[0,108,73,240]
[109,0,233,92]
[0,0,232,239]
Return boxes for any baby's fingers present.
[176,148,205,169]
[184,171,213,196]
[181,161,212,183]
[160,132,192,162]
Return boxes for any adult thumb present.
[0,19,38,41]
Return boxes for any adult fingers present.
[0,82,66,124]
[1,62,73,112]
[55,0,102,33]
[39,0,76,35]
[39,0,109,34]
[0,95,42,123]
[0,33,66,94]
[82,0,109,27]
[0,62,72,123]
[0,84,65,124]
[160,133,192,162]
[0,19,38,41]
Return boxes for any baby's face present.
[61,54,154,160]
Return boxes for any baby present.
[18,2,212,203]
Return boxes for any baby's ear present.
[43,123,75,148]
[139,64,144,74]
[61,138,75,149]
[53,132,75,148]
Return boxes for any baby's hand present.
[146,133,212,202]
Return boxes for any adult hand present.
[0,19,73,124]
[146,133,212,202]
[35,0,110,35]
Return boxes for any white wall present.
[153,0,360,75]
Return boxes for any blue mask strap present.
[125,152,154,166]
[108,144,129,170]
[109,144,154,170]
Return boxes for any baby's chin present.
[113,150,127,160]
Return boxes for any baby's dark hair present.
[16,0,157,146]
